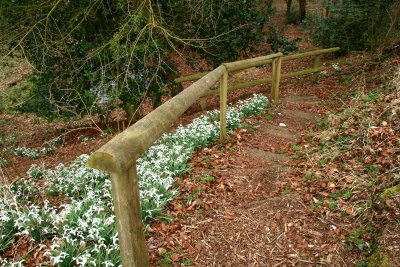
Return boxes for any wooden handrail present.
[174,52,282,83]
[222,52,283,72]
[174,47,340,83]
[88,65,227,173]
[87,47,339,266]
[281,47,340,62]
[202,66,325,97]
[87,65,226,267]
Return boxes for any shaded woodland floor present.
[1,1,399,266]
[146,56,400,266]
[146,94,357,266]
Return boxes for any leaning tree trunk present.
[298,0,307,21]
[286,0,293,13]
[266,0,273,9]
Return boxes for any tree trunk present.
[151,92,162,109]
[298,0,307,21]
[266,0,273,9]
[324,0,331,17]
[286,0,293,13]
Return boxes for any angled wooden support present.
[219,71,228,141]
[199,97,207,111]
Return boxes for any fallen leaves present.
[284,69,400,264]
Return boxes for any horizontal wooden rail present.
[174,47,340,83]
[174,53,282,83]
[282,66,325,79]
[202,66,325,97]
[175,71,209,83]
[222,52,282,72]
[281,47,340,62]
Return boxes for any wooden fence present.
[87,47,339,266]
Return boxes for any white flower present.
[1,94,269,265]
[51,251,68,264]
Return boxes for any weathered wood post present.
[271,58,276,97]
[219,71,228,141]
[312,55,322,82]
[109,164,149,267]
[271,56,282,101]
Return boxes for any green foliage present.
[158,249,173,266]
[346,227,376,253]
[267,25,299,55]
[1,1,176,118]
[0,215,17,254]
[286,10,302,25]
[1,0,272,118]
[201,175,215,183]
[162,0,272,66]
[307,0,400,52]
[367,249,390,267]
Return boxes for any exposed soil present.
[146,92,358,266]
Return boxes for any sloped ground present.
[0,56,31,92]
[145,58,400,266]
[1,42,397,267]
[147,94,358,266]
[2,1,398,265]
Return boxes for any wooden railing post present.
[271,58,276,96]
[220,71,228,141]
[312,55,322,82]
[271,56,282,101]
[110,163,149,267]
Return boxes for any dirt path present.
[145,6,364,263]
[147,90,358,266]
[179,96,332,266]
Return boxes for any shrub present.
[267,25,300,55]
[169,0,273,66]
[1,1,272,118]
[307,0,400,53]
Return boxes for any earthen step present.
[256,123,298,140]
[281,95,320,104]
[282,109,317,121]
[243,147,290,164]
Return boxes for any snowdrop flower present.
[1,94,268,266]
[332,63,341,72]
[51,251,68,264]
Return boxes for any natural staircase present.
[155,95,350,266]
